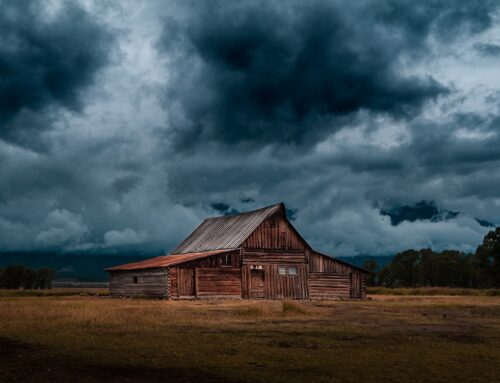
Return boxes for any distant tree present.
[440,250,469,287]
[36,268,54,289]
[390,250,420,287]
[475,227,500,288]
[0,267,4,288]
[417,248,437,286]
[462,253,481,288]
[362,259,378,286]
[23,268,38,289]
[377,264,394,287]
[3,265,26,289]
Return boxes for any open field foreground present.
[1,293,500,383]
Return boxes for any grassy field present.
[1,291,499,383]
[368,286,500,296]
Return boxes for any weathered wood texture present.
[350,273,367,299]
[308,273,350,299]
[109,269,167,298]
[249,269,265,298]
[178,268,195,297]
[169,267,178,298]
[242,213,307,251]
[241,250,308,299]
[177,250,241,268]
[264,263,308,299]
[169,251,242,299]
[242,251,306,264]
[309,252,358,273]
[196,268,242,298]
[241,260,308,299]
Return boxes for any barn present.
[106,203,368,299]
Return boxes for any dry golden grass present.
[1,291,500,383]
[368,286,500,296]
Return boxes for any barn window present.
[278,266,287,275]
[287,267,298,276]
[133,276,138,284]
[221,253,231,266]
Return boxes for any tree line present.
[0,265,55,289]
[363,227,500,288]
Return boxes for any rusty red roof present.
[105,249,237,271]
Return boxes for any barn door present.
[249,269,265,298]
[350,273,361,299]
[178,268,195,297]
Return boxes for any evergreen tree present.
[475,227,500,288]
[362,259,378,286]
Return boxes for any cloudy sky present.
[1,0,500,257]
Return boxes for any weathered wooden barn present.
[106,203,368,299]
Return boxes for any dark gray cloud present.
[0,0,114,143]
[1,0,500,257]
[475,42,500,56]
[157,0,497,149]
[381,201,459,225]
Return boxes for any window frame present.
[278,266,299,276]
[133,276,138,284]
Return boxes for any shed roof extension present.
[105,249,236,271]
[171,202,284,254]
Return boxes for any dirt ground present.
[1,292,499,383]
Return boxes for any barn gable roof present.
[171,202,284,254]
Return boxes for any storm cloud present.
[1,0,500,257]
[158,0,496,148]
[0,0,114,144]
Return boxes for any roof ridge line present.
[205,202,283,220]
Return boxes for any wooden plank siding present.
[263,263,308,299]
[350,273,367,299]
[196,268,242,298]
[242,213,307,251]
[308,252,367,299]
[109,269,167,298]
[308,273,350,299]
[310,252,358,273]
[241,249,308,299]
[168,250,242,299]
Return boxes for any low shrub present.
[234,305,264,317]
[282,300,307,315]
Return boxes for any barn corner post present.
[106,202,369,300]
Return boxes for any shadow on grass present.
[0,337,239,383]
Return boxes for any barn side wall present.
[168,250,242,299]
[241,250,308,299]
[308,273,350,299]
[308,252,367,299]
[196,268,242,298]
[108,268,168,298]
